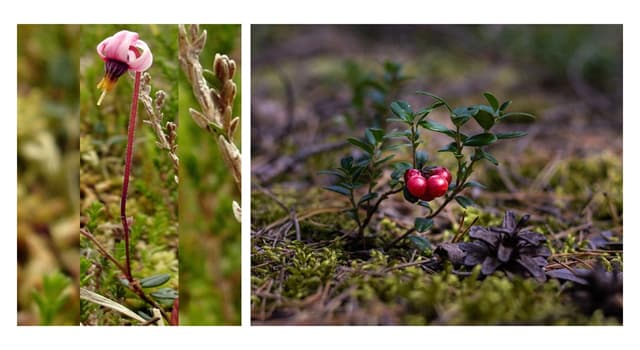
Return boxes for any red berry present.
[404,168,421,183]
[425,175,449,198]
[406,175,427,198]
[430,167,452,184]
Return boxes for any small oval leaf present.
[414,217,434,233]
[408,235,432,251]
[151,288,179,300]
[496,131,527,139]
[140,274,170,288]
[324,185,351,196]
[455,195,475,209]
[463,133,497,147]
[483,92,499,111]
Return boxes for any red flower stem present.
[121,71,142,282]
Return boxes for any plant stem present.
[120,71,142,282]
[358,187,403,238]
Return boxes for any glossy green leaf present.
[472,105,496,130]
[416,151,429,169]
[375,154,395,166]
[419,119,454,135]
[382,143,411,151]
[151,288,178,300]
[498,112,536,121]
[358,192,379,206]
[438,142,458,153]
[463,133,497,147]
[416,91,451,112]
[475,149,499,166]
[390,101,413,121]
[408,235,432,251]
[347,137,374,154]
[483,92,500,111]
[455,195,475,208]
[414,217,434,233]
[496,131,528,139]
[365,128,376,145]
[499,100,512,112]
[464,180,487,189]
[318,169,345,178]
[340,156,353,169]
[369,128,385,143]
[384,130,411,139]
[451,107,473,127]
[324,185,351,196]
[140,274,170,288]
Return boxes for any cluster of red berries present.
[404,166,452,202]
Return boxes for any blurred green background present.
[178,24,241,325]
[17,24,80,325]
[79,24,179,325]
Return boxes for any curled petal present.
[127,39,153,72]
[97,30,140,63]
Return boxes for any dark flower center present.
[104,59,129,81]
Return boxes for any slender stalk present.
[120,71,142,282]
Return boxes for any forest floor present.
[250,25,622,325]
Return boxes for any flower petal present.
[103,30,139,63]
[127,39,153,72]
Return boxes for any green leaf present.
[382,143,411,151]
[387,117,408,123]
[140,274,171,288]
[498,112,536,121]
[324,185,351,196]
[417,201,432,210]
[341,156,354,169]
[483,92,499,111]
[464,180,487,189]
[419,119,454,136]
[384,130,411,139]
[452,107,473,127]
[364,128,376,145]
[151,288,178,300]
[347,137,374,154]
[499,100,512,113]
[318,169,345,178]
[369,128,385,143]
[416,91,451,112]
[472,105,496,130]
[474,149,499,166]
[375,154,395,166]
[414,217,434,233]
[391,164,410,180]
[358,192,379,206]
[438,142,458,153]
[455,195,475,208]
[416,151,429,169]
[390,101,413,121]
[496,131,528,139]
[408,235,432,251]
[463,133,497,147]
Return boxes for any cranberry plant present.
[323,91,534,248]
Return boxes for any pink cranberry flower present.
[96,30,153,105]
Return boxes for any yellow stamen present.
[96,76,117,106]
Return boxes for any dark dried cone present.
[572,265,622,322]
[457,211,550,282]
